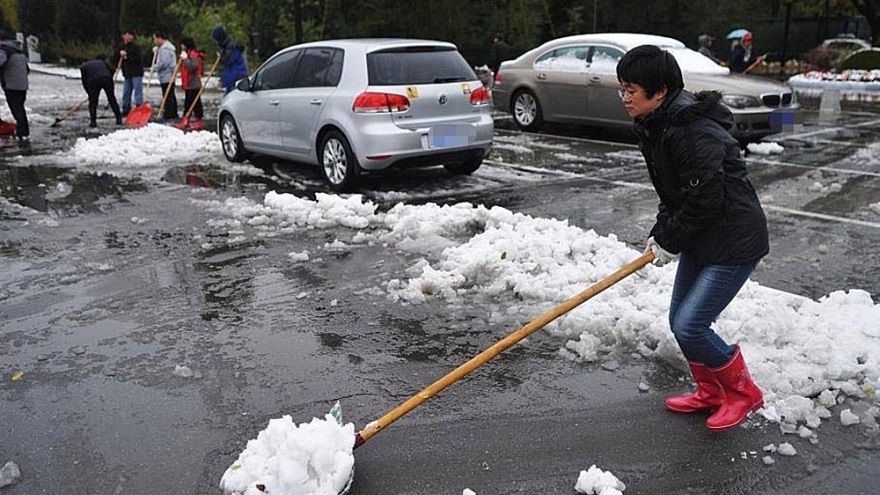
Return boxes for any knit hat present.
[211,26,227,43]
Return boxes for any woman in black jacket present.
[616,45,768,431]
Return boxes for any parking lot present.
[1,71,878,495]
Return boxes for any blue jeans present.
[668,255,756,368]
[122,76,143,112]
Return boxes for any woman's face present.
[618,82,667,119]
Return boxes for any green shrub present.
[838,49,880,71]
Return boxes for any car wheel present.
[319,130,360,192]
[220,114,248,162]
[512,90,543,131]
[444,158,482,175]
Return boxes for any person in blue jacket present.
[211,26,248,94]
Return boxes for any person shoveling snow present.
[220,403,355,495]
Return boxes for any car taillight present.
[494,71,502,85]
[470,86,490,106]
[352,92,410,113]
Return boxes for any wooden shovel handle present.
[180,56,221,122]
[354,250,655,448]
[156,58,183,117]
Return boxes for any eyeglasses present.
[617,88,640,100]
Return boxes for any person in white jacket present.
[151,32,178,121]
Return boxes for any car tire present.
[512,90,543,131]
[319,130,360,192]
[444,158,482,175]
[219,114,249,163]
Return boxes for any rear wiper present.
[433,76,466,83]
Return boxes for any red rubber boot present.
[665,361,725,413]
[706,346,764,431]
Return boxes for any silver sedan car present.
[218,39,494,192]
[492,33,797,144]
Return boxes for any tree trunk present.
[293,0,303,44]
[851,0,879,45]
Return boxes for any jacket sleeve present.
[652,126,726,254]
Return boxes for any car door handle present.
[589,76,601,83]
[269,100,280,106]
[310,99,323,106]
[536,73,547,80]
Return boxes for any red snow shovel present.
[177,56,220,130]
[126,49,159,128]
[351,250,655,450]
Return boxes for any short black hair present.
[123,29,137,37]
[180,36,196,50]
[616,45,684,99]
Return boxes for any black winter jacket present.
[80,58,113,90]
[633,90,769,266]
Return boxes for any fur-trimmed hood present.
[636,89,734,134]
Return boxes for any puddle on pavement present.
[0,162,147,214]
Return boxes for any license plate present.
[428,124,475,148]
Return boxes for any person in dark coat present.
[211,26,248,94]
[115,29,145,116]
[616,45,768,432]
[80,55,122,127]
[728,32,763,73]
[0,29,30,141]
[487,33,511,75]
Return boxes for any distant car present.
[804,36,873,70]
[492,33,798,144]
[218,38,494,192]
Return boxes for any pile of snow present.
[219,404,355,495]
[50,124,225,180]
[788,70,880,101]
[198,192,880,435]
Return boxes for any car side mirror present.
[236,78,251,92]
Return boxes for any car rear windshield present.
[367,47,476,86]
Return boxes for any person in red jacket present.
[179,36,205,130]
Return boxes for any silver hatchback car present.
[492,33,797,144]
[218,38,494,192]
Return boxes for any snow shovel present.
[126,49,159,128]
[50,98,89,127]
[177,56,220,130]
[351,250,655,450]
[154,58,183,123]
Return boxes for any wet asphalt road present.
[1,72,879,495]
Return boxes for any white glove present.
[152,46,158,54]
[179,51,188,60]
[120,50,127,58]
[646,236,680,267]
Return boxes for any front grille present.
[762,94,781,107]
[761,92,794,108]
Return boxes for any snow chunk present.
[777,443,797,456]
[840,408,861,426]
[220,404,355,495]
[747,142,784,154]
[575,465,626,495]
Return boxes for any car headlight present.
[721,94,761,109]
